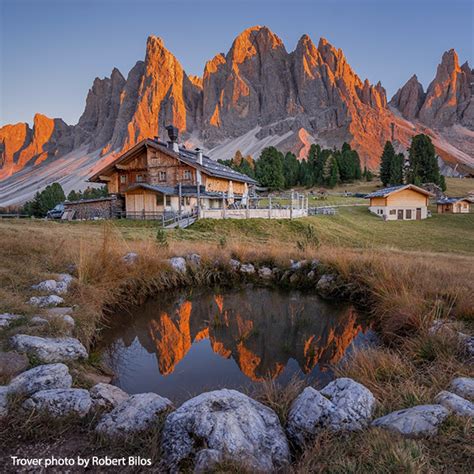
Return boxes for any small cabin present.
[89,126,257,219]
[436,197,471,214]
[365,184,433,221]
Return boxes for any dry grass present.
[0,218,472,472]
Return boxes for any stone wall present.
[63,196,123,220]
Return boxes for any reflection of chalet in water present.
[89,126,257,219]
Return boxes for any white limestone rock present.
[32,280,58,292]
[168,257,187,273]
[316,274,337,296]
[435,391,474,417]
[185,253,202,268]
[449,377,474,401]
[161,389,290,472]
[229,259,240,270]
[10,335,87,363]
[23,388,91,418]
[372,404,449,438]
[0,386,9,418]
[95,393,172,438]
[122,252,138,264]
[90,383,129,411]
[286,387,337,447]
[0,313,21,328]
[290,259,307,270]
[240,263,255,274]
[320,377,376,431]
[29,295,64,308]
[194,449,222,473]
[258,267,272,279]
[8,363,72,396]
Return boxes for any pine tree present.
[380,141,396,186]
[407,134,442,186]
[389,153,404,185]
[255,147,285,190]
[283,152,300,188]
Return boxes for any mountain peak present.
[228,25,285,63]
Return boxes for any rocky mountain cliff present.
[1,26,473,204]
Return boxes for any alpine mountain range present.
[1,26,473,206]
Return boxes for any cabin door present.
[416,208,421,220]
[397,209,403,220]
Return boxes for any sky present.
[0,0,472,126]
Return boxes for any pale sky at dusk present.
[1,0,472,126]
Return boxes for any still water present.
[99,287,373,402]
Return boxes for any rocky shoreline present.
[1,253,473,472]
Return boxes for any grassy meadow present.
[0,190,473,471]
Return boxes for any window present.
[159,171,167,182]
[120,175,127,184]
[184,170,192,180]
[389,209,396,215]
[378,209,383,215]
[156,194,164,206]
[165,196,171,206]
[136,174,144,183]
[406,209,412,219]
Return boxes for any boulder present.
[23,388,91,418]
[185,253,202,268]
[32,280,58,292]
[240,263,255,274]
[31,314,75,330]
[8,363,72,396]
[307,270,316,280]
[458,332,474,357]
[194,449,222,473]
[371,404,449,438]
[320,378,376,431]
[57,273,74,285]
[450,377,474,401]
[229,259,241,270]
[286,387,337,447]
[29,295,64,308]
[258,267,272,279]
[0,386,8,418]
[90,383,129,411]
[169,257,187,273]
[0,351,29,377]
[161,389,289,472]
[434,391,474,417]
[290,259,307,270]
[10,335,88,363]
[122,252,138,264]
[316,274,338,296]
[0,313,21,328]
[96,393,172,438]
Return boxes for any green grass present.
[184,207,474,254]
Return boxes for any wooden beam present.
[98,175,112,182]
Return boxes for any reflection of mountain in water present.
[102,288,368,382]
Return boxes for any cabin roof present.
[436,197,471,204]
[365,184,433,199]
[89,139,257,185]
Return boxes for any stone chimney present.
[166,125,179,153]
[195,148,203,185]
[195,148,203,165]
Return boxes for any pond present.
[98,287,373,403]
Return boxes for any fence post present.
[246,196,250,219]
[290,192,294,219]
[269,197,272,219]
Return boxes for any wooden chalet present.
[89,126,257,219]
[436,197,471,214]
[365,184,433,220]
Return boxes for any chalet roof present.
[89,138,257,185]
[124,183,224,199]
[436,197,471,204]
[365,184,433,199]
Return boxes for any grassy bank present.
[0,214,473,472]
